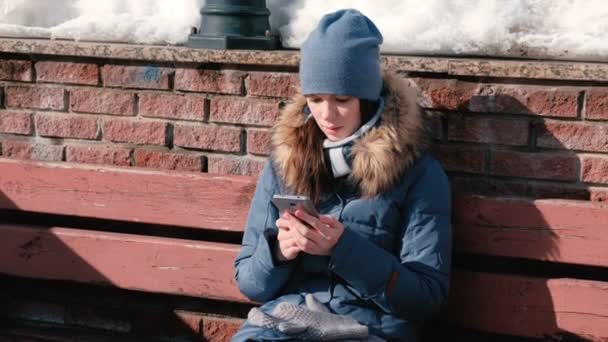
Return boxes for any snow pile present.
[0,0,202,44]
[269,0,608,60]
[0,0,607,60]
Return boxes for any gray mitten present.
[247,294,369,341]
[269,297,369,341]
[247,306,308,334]
[304,293,331,313]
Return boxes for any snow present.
[0,0,202,44]
[0,0,607,61]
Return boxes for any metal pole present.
[187,0,279,50]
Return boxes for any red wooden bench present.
[1,157,607,341]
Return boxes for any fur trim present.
[271,72,429,197]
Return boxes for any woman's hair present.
[360,99,377,124]
[289,99,379,204]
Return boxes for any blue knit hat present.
[299,9,384,101]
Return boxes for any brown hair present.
[286,117,332,204]
[360,99,378,124]
[284,98,379,204]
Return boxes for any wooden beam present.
[0,224,249,303]
[0,158,255,232]
[445,270,608,340]
[454,195,608,267]
[0,223,606,339]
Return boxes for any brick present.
[581,155,608,184]
[200,315,243,342]
[134,148,203,172]
[103,119,167,145]
[210,97,280,126]
[490,150,578,181]
[174,69,244,95]
[529,183,592,200]
[247,129,272,155]
[536,121,608,153]
[174,124,241,153]
[0,111,32,135]
[247,72,298,98]
[70,88,135,116]
[102,65,172,89]
[416,79,477,111]
[448,115,529,146]
[415,79,579,117]
[207,155,265,176]
[1,139,63,161]
[66,145,132,166]
[139,93,205,121]
[450,176,591,201]
[173,310,202,335]
[36,113,98,139]
[584,89,608,120]
[5,85,64,111]
[36,61,99,85]
[473,85,580,118]
[434,145,485,173]
[0,60,32,82]
[590,188,608,202]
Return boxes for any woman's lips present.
[324,126,342,133]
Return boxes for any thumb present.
[305,293,330,313]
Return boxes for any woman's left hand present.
[283,210,345,256]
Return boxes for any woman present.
[232,9,451,342]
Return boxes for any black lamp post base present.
[187,34,279,50]
[187,0,279,50]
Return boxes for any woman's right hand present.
[275,213,301,262]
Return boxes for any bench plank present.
[0,224,248,303]
[2,158,607,339]
[454,195,608,267]
[0,158,255,231]
[446,270,608,340]
[1,224,606,339]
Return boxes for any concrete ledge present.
[0,38,607,81]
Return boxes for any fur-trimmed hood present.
[271,72,430,197]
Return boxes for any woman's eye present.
[309,97,322,103]
[335,97,351,103]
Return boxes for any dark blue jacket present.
[232,74,452,341]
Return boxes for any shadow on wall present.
[420,91,596,340]
[437,91,590,200]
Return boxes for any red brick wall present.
[1,56,606,202]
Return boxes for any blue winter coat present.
[232,74,452,341]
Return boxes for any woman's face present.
[306,94,361,141]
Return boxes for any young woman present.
[231,9,452,342]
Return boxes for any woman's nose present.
[320,102,335,120]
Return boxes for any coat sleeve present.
[233,160,296,303]
[329,156,452,320]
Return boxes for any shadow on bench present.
[1,158,607,341]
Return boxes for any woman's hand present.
[275,214,302,262]
[284,210,345,256]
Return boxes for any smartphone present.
[271,194,319,217]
